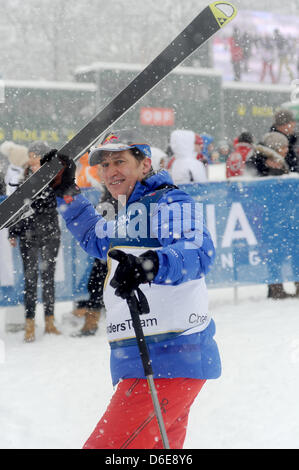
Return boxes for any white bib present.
[104,246,211,344]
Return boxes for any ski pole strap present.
[127,290,153,377]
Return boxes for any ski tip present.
[209,2,238,28]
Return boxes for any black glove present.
[30,187,57,213]
[109,249,159,300]
[41,149,80,198]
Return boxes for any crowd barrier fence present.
[0,177,298,307]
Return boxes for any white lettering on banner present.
[206,204,217,248]
[220,250,261,269]
[249,251,261,266]
[221,253,234,268]
[222,202,257,248]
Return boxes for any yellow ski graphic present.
[209,2,238,28]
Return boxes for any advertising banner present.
[0,178,298,306]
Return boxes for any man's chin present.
[109,188,127,201]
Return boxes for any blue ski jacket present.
[57,170,221,385]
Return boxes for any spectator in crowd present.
[72,147,118,336]
[245,131,297,299]
[0,150,8,194]
[170,129,207,184]
[165,144,174,171]
[8,141,61,342]
[217,140,231,163]
[228,27,244,81]
[195,134,208,178]
[245,132,289,177]
[150,147,167,172]
[72,259,107,336]
[75,151,102,189]
[194,134,205,161]
[0,153,5,195]
[259,36,276,84]
[0,149,8,174]
[200,133,215,165]
[1,141,29,196]
[226,131,254,178]
[241,31,253,74]
[274,29,294,83]
[0,173,4,195]
[270,109,298,173]
[72,186,118,337]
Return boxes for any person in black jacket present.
[72,186,118,337]
[8,141,61,342]
[270,109,299,173]
[0,171,5,195]
[0,151,7,195]
[245,132,289,178]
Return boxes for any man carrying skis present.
[41,129,221,449]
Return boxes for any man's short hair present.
[274,109,295,127]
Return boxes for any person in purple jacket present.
[41,129,221,449]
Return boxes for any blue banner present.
[0,177,298,306]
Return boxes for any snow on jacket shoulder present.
[170,130,208,184]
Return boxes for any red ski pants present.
[83,377,206,449]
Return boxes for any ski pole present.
[126,288,170,449]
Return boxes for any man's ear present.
[142,157,152,176]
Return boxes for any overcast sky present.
[1,0,299,81]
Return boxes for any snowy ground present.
[0,282,298,450]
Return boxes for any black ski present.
[0,1,237,230]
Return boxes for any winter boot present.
[44,316,61,335]
[72,300,90,318]
[24,318,35,343]
[267,284,293,300]
[73,309,101,337]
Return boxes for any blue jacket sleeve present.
[57,189,215,284]
[57,194,110,260]
[151,189,215,285]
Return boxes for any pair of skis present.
[0,1,237,449]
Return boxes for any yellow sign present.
[12,129,60,143]
[251,106,274,117]
[237,104,247,116]
[0,128,77,144]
